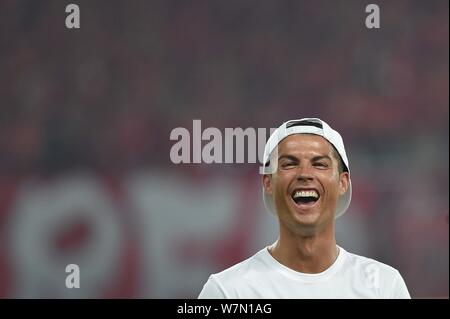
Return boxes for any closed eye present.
[313,162,328,168]
[281,162,296,169]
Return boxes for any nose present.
[296,164,314,181]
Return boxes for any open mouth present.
[291,189,320,206]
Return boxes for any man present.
[198,118,410,298]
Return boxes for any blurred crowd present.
[0,0,448,297]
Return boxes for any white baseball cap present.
[262,118,352,218]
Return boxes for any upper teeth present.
[293,190,319,198]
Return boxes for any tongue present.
[296,197,317,204]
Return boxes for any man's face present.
[263,134,349,233]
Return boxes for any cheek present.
[321,174,341,196]
[272,172,292,195]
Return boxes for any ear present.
[339,172,350,196]
[262,174,272,195]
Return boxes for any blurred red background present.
[0,0,448,298]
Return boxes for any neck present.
[268,223,338,274]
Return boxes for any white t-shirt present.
[198,246,410,299]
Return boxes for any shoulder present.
[198,248,269,298]
[342,248,410,298]
[213,248,269,283]
[344,249,400,277]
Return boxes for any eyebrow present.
[277,155,332,162]
[311,155,332,162]
[278,155,299,162]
